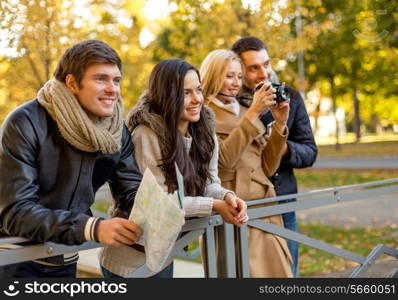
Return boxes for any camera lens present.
[272,83,290,103]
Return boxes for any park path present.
[313,157,398,169]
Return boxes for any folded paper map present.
[129,166,185,273]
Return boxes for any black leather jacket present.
[0,99,142,245]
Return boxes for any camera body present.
[254,82,290,103]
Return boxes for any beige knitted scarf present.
[37,79,123,154]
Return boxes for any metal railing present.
[1,178,398,278]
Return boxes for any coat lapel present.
[208,101,247,135]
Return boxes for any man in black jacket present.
[0,40,143,277]
[232,37,317,277]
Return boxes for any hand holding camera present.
[253,82,290,103]
[245,81,290,133]
[245,82,276,123]
[266,82,289,133]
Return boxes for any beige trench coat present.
[208,100,293,278]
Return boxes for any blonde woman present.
[200,49,292,277]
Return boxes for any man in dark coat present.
[232,36,317,277]
[0,40,143,277]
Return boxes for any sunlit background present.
[1,0,397,145]
[1,1,398,278]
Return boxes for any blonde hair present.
[200,49,242,101]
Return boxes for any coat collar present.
[208,99,266,146]
[208,99,247,135]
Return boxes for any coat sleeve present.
[108,125,142,217]
[132,125,213,217]
[282,91,318,169]
[0,111,89,245]
[218,116,265,169]
[262,124,288,177]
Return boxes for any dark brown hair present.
[147,58,215,196]
[54,40,122,86]
[231,36,267,56]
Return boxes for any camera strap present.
[217,92,236,98]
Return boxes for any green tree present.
[304,0,398,143]
[0,0,90,121]
[150,0,320,86]
[87,0,152,110]
[0,0,151,122]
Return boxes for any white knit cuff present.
[183,196,213,217]
[84,217,102,241]
[204,183,234,201]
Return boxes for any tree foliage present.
[0,0,150,119]
[0,0,397,136]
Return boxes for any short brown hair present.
[54,40,122,86]
[231,36,267,56]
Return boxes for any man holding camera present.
[232,36,317,277]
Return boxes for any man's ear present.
[65,74,79,93]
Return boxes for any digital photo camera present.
[254,82,290,103]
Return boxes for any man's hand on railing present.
[96,217,143,247]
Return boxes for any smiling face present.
[218,59,243,104]
[240,49,273,90]
[178,70,204,135]
[66,63,122,121]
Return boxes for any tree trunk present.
[313,101,320,136]
[353,88,361,143]
[329,77,340,151]
[295,0,306,98]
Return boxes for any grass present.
[91,200,110,214]
[317,140,398,158]
[178,239,202,264]
[315,133,398,147]
[93,168,398,209]
[177,222,398,277]
[297,138,398,188]
[298,222,398,276]
[295,169,398,188]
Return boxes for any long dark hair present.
[147,58,214,196]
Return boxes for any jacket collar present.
[208,100,246,135]
[208,99,266,146]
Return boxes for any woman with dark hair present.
[99,58,247,278]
